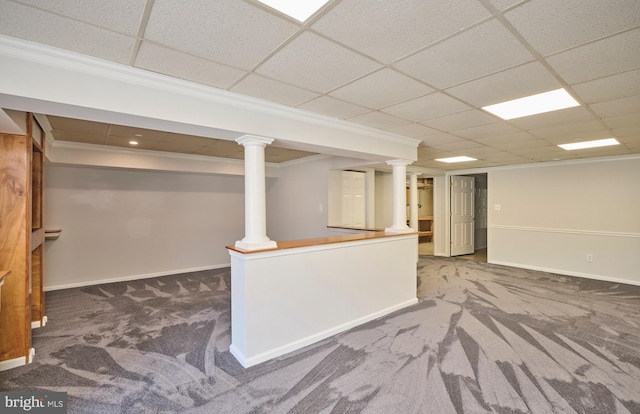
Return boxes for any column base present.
[385,226,414,234]
[235,238,278,251]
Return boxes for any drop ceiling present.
[1,0,639,170]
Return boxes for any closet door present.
[341,171,366,227]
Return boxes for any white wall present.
[266,155,371,241]
[489,156,640,285]
[44,165,245,290]
[374,171,393,228]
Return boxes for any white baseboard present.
[231,298,419,368]
[490,260,640,287]
[0,348,35,371]
[44,263,231,291]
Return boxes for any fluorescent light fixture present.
[435,156,477,163]
[482,88,579,120]
[256,0,330,22]
[558,138,619,150]
[129,140,138,145]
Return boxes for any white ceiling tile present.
[482,138,551,151]
[463,146,507,157]
[590,95,640,118]
[446,62,560,107]
[613,125,640,138]
[312,0,491,63]
[296,96,370,119]
[451,122,521,140]
[486,0,525,11]
[603,112,640,129]
[394,19,535,88]
[0,0,135,63]
[420,133,467,146]
[256,32,380,92]
[544,131,617,145]
[508,145,562,156]
[48,116,109,134]
[382,93,471,122]
[14,0,148,35]
[329,69,433,109]
[624,138,640,149]
[481,151,528,161]
[547,28,640,84]
[507,107,596,130]
[420,109,498,132]
[417,145,457,157]
[526,152,580,162]
[135,42,246,89]
[431,139,485,151]
[346,111,411,130]
[473,132,540,148]
[144,0,299,70]
[504,0,640,56]
[529,119,608,139]
[568,146,631,158]
[572,69,640,104]
[231,74,319,107]
[386,123,440,138]
[109,125,168,141]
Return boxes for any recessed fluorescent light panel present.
[482,88,579,120]
[256,0,330,22]
[558,138,619,150]
[435,156,477,163]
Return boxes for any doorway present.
[450,173,487,262]
[416,177,434,255]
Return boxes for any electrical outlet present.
[586,254,593,262]
[494,204,501,211]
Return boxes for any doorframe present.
[444,169,490,260]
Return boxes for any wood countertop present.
[226,230,416,254]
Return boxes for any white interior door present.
[341,171,366,227]
[450,176,474,256]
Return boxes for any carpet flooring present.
[1,257,639,413]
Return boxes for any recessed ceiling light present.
[482,88,579,120]
[129,140,138,145]
[435,156,477,163]
[255,0,330,22]
[134,133,143,137]
[558,138,619,150]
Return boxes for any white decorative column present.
[385,159,414,234]
[235,135,277,250]
[408,172,421,232]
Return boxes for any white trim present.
[44,264,230,291]
[231,298,418,368]
[0,35,420,161]
[491,225,640,238]
[0,348,35,371]
[490,260,640,287]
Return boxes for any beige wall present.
[44,165,245,290]
[489,156,640,284]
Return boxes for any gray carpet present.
[1,257,639,413]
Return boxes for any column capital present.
[407,171,422,177]
[236,135,275,147]
[386,159,413,167]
